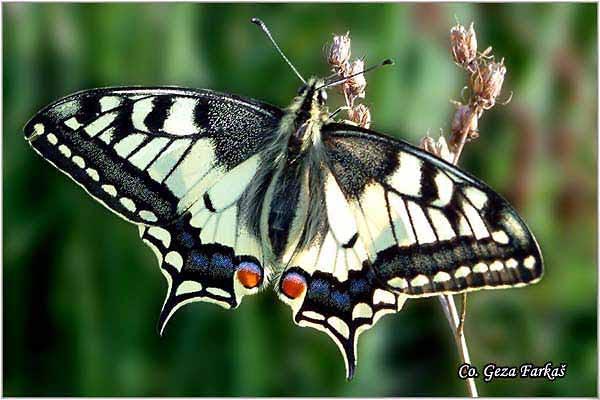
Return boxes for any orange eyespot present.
[237,261,262,289]
[281,272,307,299]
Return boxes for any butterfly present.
[22,19,543,380]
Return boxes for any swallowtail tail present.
[23,25,543,380]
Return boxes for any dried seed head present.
[345,59,367,99]
[349,104,371,129]
[328,32,352,71]
[451,104,477,135]
[450,22,478,69]
[450,104,480,149]
[420,135,454,163]
[471,59,506,109]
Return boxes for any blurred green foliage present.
[3,3,597,396]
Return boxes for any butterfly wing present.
[321,123,543,296]
[276,166,406,380]
[277,122,543,379]
[23,87,283,329]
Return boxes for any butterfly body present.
[23,79,542,379]
[259,78,331,261]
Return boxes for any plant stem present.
[458,292,468,337]
[452,106,479,164]
[438,295,478,397]
[440,107,481,397]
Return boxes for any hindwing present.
[140,209,265,335]
[277,170,405,379]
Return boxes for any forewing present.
[322,123,543,297]
[23,87,282,224]
[23,87,282,324]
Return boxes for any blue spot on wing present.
[211,253,234,269]
[188,251,209,271]
[179,231,196,248]
[310,279,330,298]
[330,290,351,312]
[349,278,369,295]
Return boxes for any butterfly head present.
[296,78,328,107]
[291,78,329,121]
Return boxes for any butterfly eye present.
[317,90,327,105]
[297,85,308,96]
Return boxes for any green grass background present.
[3,3,597,396]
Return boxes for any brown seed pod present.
[450,22,478,70]
[345,59,367,99]
[349,104,371,129]
[327,32,352,71]
[471,59,507,109]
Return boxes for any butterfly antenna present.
[251,17,306,84]
[317,58,394,90]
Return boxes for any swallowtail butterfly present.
[22,20,543,380]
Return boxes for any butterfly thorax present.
[257,78,330,265]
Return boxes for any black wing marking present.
[277,171,404,380]
[140,206,266,335]
[23,87,283,225]
[322,123,543,297]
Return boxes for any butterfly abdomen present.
[261,157,311,261]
